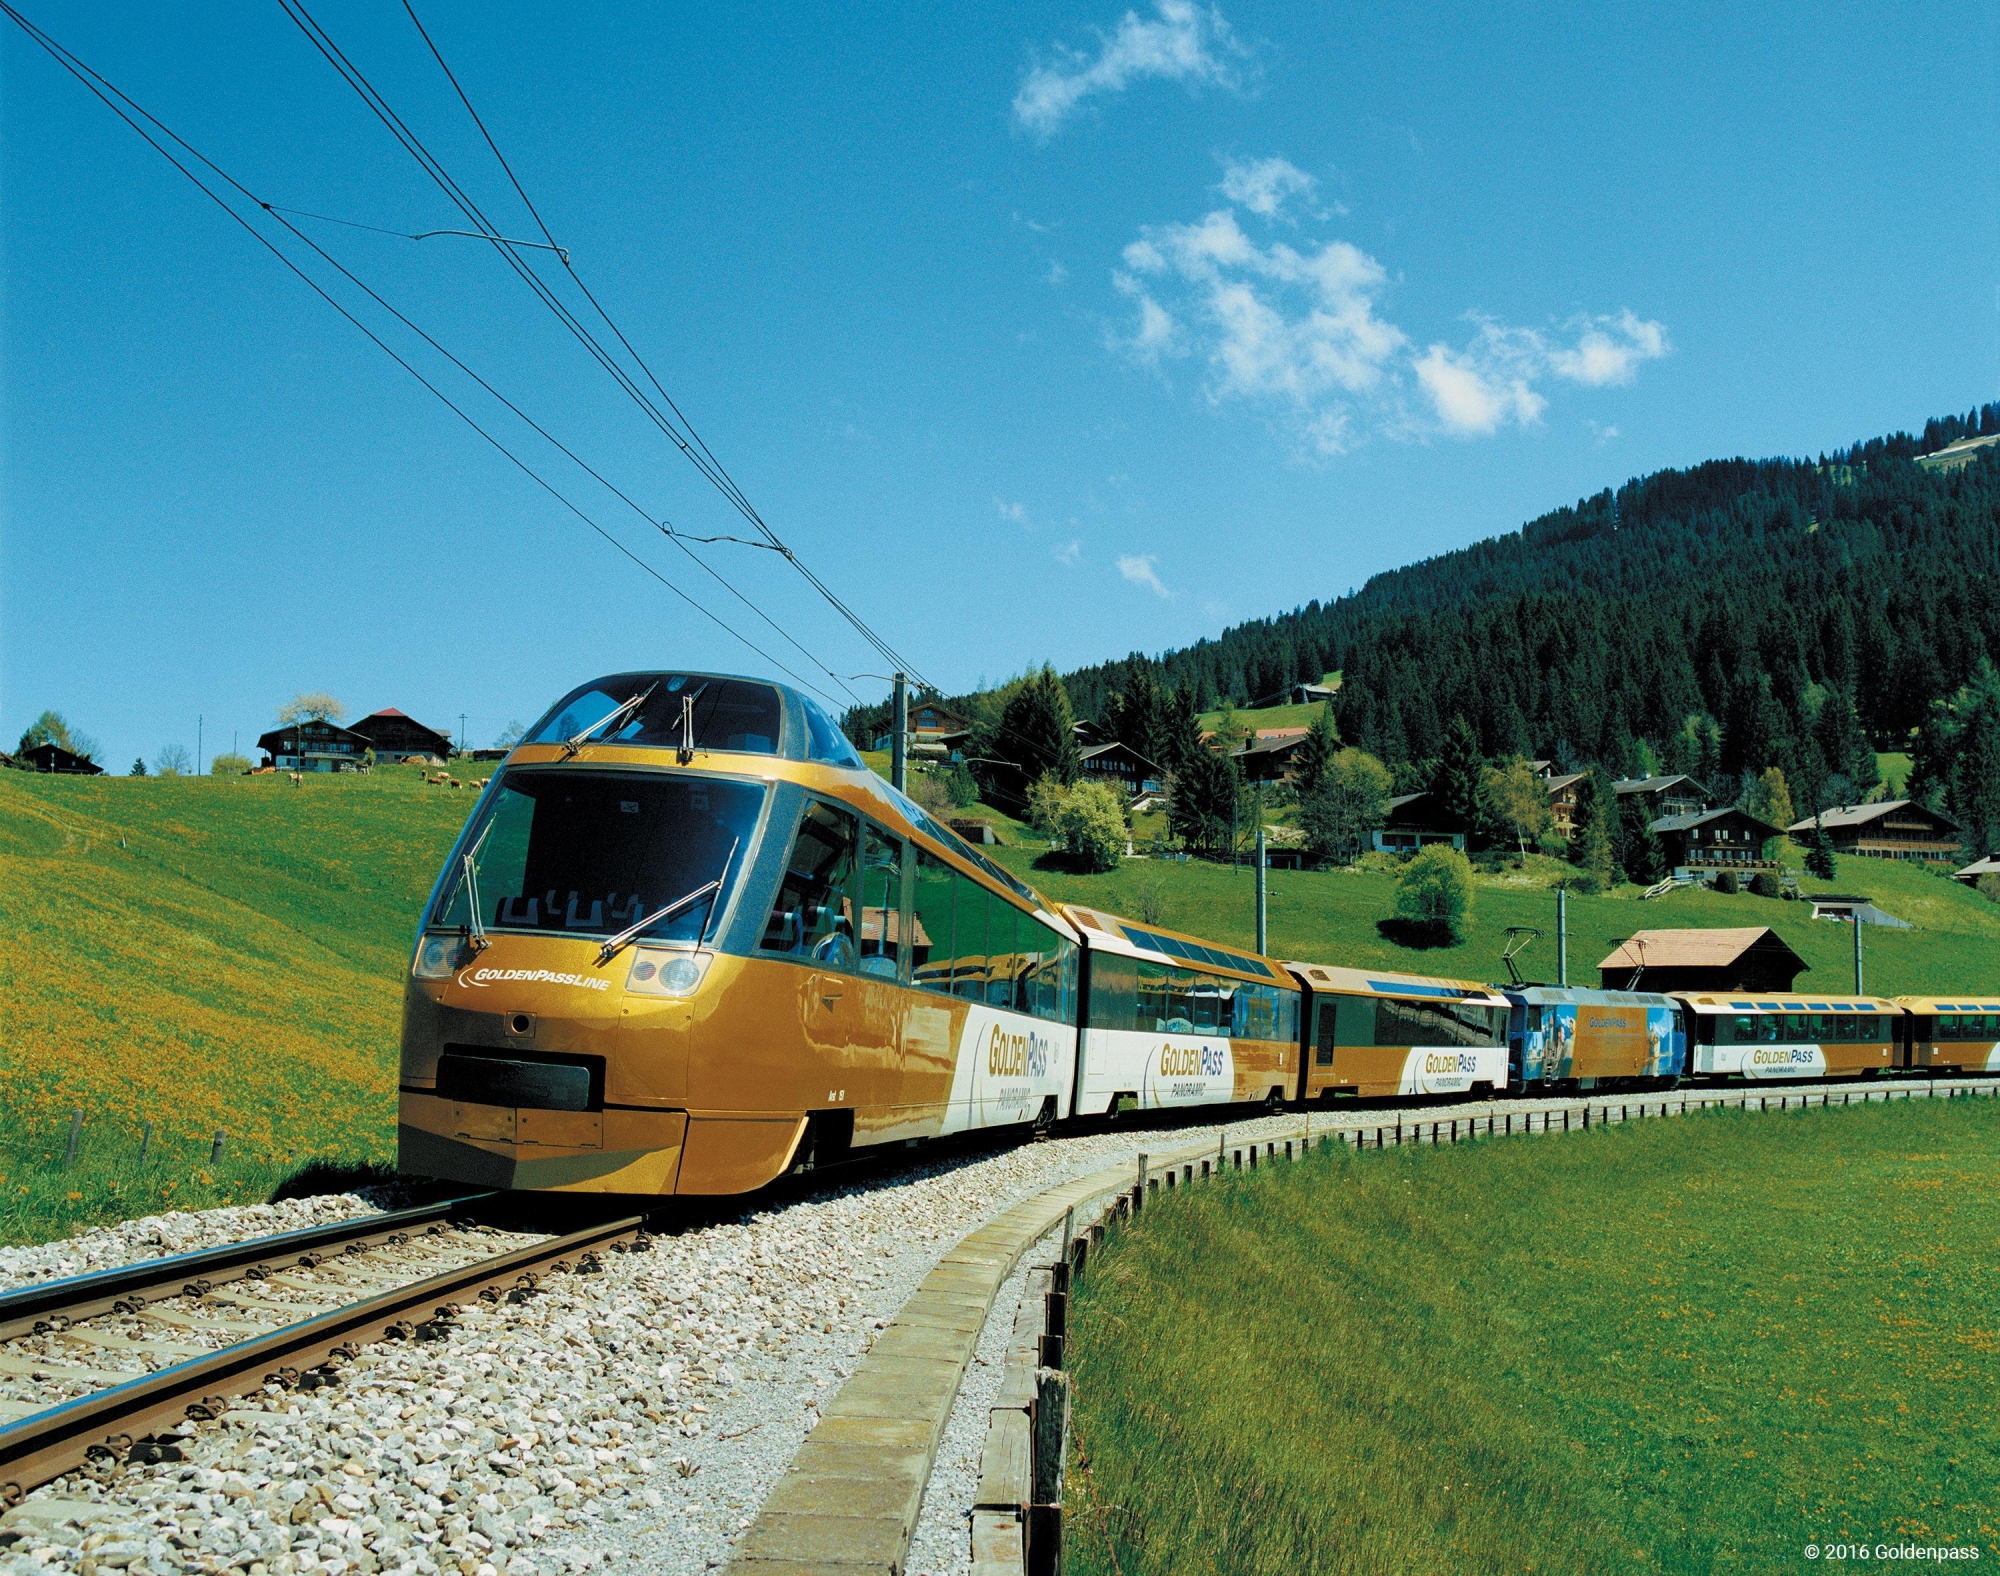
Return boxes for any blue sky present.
[4,1,1996,768]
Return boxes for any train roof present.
[1675,993,1902,1014]
[1502,985,1680,1008]
[1281,960,1508,1008]
[1061,906,1290,986]
[507,669,1067,926]
[1889,995,2000,1013]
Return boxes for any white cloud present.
[1413,343,1545,435]
[1117,553,1174,597]
[995,497,1029,524]
[1046,259,1069,286]
[1109,170,1669,453]
[1014,1,1245,139]
[1055,539,1082,565]
[1547,309,1669,386]
[1218,155,1314,218]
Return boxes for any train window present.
[859,828,903,981]
[910,850,955,995]
[1315,1002,1336,1065]
[801,697,866,769]
[1190,976,1225,1037]
[1088,951,1140,1032]
[1836,1014,1859,1042]
[759,800,859,966]
[986,901,1020,1010]
[1783,1014,1811,1042]
[529,673,782,756]
[1276,988,1299,1046]
[1019,917,1062,1019]
[433,768,765,941]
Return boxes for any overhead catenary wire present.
[292,0,934,691]
[0,1,841,706]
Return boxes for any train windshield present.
[431,769,766,942]
[527,673,784,756]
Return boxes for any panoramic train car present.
[1284,962,1510,1100]
[397,670,1082,1196]
[1892,996,2000,1074]
[1058,906,1300,1117]
[1504,986,1685,1092]
[1675,993,1904,1081]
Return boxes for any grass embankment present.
[0,767,470,1243]
[990,842,2000,995]
[1065,1097,2000,1573]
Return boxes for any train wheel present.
[1265,1086,1285,1115]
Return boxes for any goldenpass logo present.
[455,966,610,993]
[987,1023,1051,1079]
[1750,1046,1815,1067]
[1158,1043,1227,1079]
[1424,1051,1479,1075]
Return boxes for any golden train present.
[397,670,1994,1198]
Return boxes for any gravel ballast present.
[0,1081,1965,1576]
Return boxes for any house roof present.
[1787,799,1959,833]
[257,719,370,752]
[1613,773,1708,797]
[1233,733,1309,759]
[1079,740,1162,772]
[1649,806,1780,837]
[1597,927,1805,973]
[1957,856,2000,878]
[1544,772,1586,793]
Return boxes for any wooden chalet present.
[875,700,973,760]
[1789,801,1962,863]
[1544,772,1587,840]
[1079,740,1164,797]
[257,719,371,773]
[1597,927,1807,992]
[1648,806,1780,880]
[350,707,454,761]
[1231,728,1311,784]
[8,742,104,775]
[1371,791,1467,854]
[1613,774,1711,818]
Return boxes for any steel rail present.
[0,1195,491,1343]
[0,1211,651,1503]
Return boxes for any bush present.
[908,768,956,819]
[1978,873,2000,905]
[945,763,979,808]
[209,752,252,776]
[1713,870,1739,895]
[1749,871,1782,899]
[1052,780,1129,873]
[1025,773,1068,834]
[1392,845,1474,944]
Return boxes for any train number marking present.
[827,1089,846,1102]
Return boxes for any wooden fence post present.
[64,1110,83,1170]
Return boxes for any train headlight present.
[413,933,460,979]
[627,948,712,998]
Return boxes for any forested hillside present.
[852,404,2000,850]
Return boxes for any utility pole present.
[197,716,203,776]
[1853,913,1864,995]
[460,713,468,758]
[1254,825,1268,955]
[1557,885,1569,987]
[891,673,908,794]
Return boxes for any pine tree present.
[1293,704,1338,796]
[1804,817,1837,881]
[1169,744,1244,860]
[990,665,1082,800]
[1431,715,1483,832]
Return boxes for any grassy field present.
[991,841,2000,995]
[1064,1097,2000,1573]
[1196,700,1334,737]
[0,766,471,1243]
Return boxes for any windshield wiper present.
[460,852,491,952]
[596,874,725,966]
[562,681,659,759]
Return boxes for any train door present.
[757,799,899,1136]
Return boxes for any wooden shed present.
[1597,927,1807,992]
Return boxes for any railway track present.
[0,1199,657,1505]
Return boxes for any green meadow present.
[0,765,473,1243]
[1064,1097,2000,1574]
